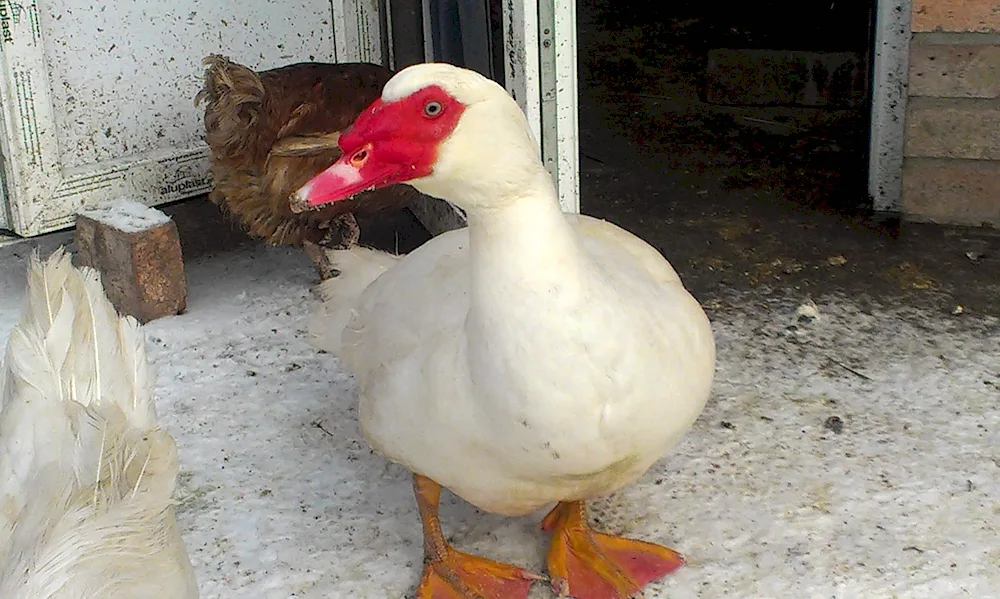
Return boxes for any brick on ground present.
[74,198,187,323]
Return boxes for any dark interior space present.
[580,0,874,218]
[571,0,999,314]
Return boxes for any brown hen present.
[196,55,416,278]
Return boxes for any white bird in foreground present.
[295,63,716,599]
[0,249,198,599]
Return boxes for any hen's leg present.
[303,241,337,281]
[302,213,360,280]
[321,212,360,249]
[413,474,540,599]
[542,501,684,599]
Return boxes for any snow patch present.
[77,198,171,234]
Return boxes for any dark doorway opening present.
[578,0,878,220]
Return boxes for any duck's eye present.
[423,101,443,117]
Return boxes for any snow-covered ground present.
[1,229,998,599]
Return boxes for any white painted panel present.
[538,0,579,213]
[502,0,541,146]
[332,0,385,64]
[505,0,577,214]
[0,0,382,237]
[869,0,911,213]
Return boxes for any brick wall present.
[902,0,1000,226]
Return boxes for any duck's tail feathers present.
[307,246,401,354]
[0,249,195,597]
[2,248,156,424]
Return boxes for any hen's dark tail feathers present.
[196,54,267,162]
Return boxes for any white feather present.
[0,248,198,599]
[307,245,402,355]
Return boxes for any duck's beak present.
[290,142,406,213]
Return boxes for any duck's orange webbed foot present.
[413,474,542,599]
[416,547,540,599]
[541,501,685,599]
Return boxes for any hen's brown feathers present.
[197,55,415,247]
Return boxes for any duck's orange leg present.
[541,501,685,599]
[413,474,541,599]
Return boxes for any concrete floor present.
[1,193,997,599]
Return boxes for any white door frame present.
[404,0,580,235]
[333,0,386,65]
[868,0,912,214]
[503,0,579,214]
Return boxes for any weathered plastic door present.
[0,0,384,237]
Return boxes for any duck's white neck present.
[464,168,581,294]
[459,166,588,397]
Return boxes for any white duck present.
[295,63,715,599]
[0,249,198,599]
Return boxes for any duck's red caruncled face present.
[291,85,465,211]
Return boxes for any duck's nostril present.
[352,150,368,165]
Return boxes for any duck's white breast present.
[345,216,715,515]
